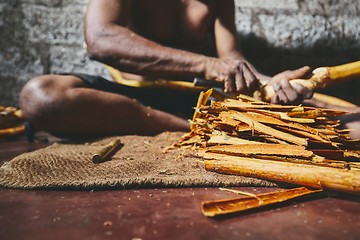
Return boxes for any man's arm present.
[85,0,210,80]
[213,0,243,60]
[84,0,313,101]
[84,0,263,94]
[210,0,261,94]
[212,0,313,103]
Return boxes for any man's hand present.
[269,66,313,105]
[204,58,259,95]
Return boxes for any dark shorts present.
[64,73,200,118]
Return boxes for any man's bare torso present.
[116,0,218,80]
[130,0,217,48]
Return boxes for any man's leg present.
[19,74,189,137]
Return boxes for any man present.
[19,0,312,138]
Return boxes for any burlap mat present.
[0,132,275,189]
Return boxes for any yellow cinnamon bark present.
[0,125,25,138]
[204,154,360,194]
[202,187,321,217]
[261,60,360,101]
[191,89,213,130]
[207,134,261,145]
[205,143,313,158]
[231,112,308,146]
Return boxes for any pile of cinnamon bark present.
[176,90,360,216]
[0,106,25,139]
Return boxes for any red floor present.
[1,137,359,240]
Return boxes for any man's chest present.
[131,0,217,46]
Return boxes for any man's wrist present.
[202,57,218,80]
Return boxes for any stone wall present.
[235,0,360,104]
[1,0,359,106]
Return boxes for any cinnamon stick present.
[202,187,321,217]
[261,60,360,102]
[203,154,360,194]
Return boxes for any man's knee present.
[19,75,72,125]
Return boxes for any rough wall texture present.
[1,0,359,106]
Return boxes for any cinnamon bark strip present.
[216,111,243,127]
[207,134,262,145]
[202,152,349,169]
[344,150,360,159]
[203,154,360,194]
[240,112,330,143]
[222,99,304,111]
[273,126,331,144]
[311,149,347,160]
[202,187,321,217]
[191,89,213,130]
[236,94,266,104]
[245,109,316,124]
[287,109,346,118]
[205,143,313,158]
[0,125,25,138]
[231,112,308,146]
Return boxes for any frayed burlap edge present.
[0,132,276,190]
